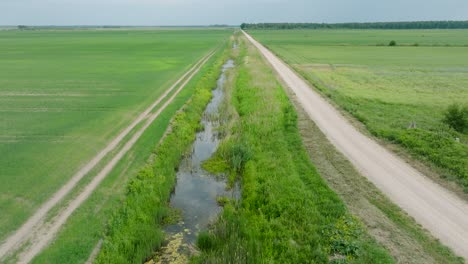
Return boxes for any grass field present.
[29,52,226,263]
[0,29,230,242]
[248,29,468,190]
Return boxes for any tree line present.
[240,21,468,30]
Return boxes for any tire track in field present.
[243,31,468,260]
[17,51,215,263]
[0,51,215,262]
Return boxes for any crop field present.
[0,28,230,245]
[249,29,468,190]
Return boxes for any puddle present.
[149,60,236,264]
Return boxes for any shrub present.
[443,103,468,133]
[388,40,397,46]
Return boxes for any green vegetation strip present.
[193,34,393,263]
[95,43,230,264]
[249,29,468,191]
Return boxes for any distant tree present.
[389,40,397,46]
[18,25,28,30]
[240,21,468,30]
[443,103,468,133]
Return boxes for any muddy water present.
[152,60,235,263]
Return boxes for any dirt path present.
[243,31,468,260]
[85,240,102,264]
[0,51,215,262]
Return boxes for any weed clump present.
[324,216,362,259]
[443,103,468,133]
[197,231,216,251]
[388,40,397,46]
[216,196,230,206]
[226,141,252,172]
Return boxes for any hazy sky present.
[1,0,467,26]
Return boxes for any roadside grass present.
[0,29,231,240]
[193,34,393,263]
[249,29,468,191]
[94,42,230,264]
[285,81,463,263]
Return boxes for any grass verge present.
[284,77,464,263]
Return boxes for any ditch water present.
[149,59,236,264]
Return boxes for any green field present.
[2,27,466,263]
[249,29,468,190]
[0,29,230,241]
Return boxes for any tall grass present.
[95,44,230,264]
[193,35,393,264]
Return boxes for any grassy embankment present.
[0,29,231,240]
[92,39,231,264]
[249,29,468,191]
[194,34,393,263]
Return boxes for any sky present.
[1,0,467,26]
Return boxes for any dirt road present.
[0,51,215,262]
[243,31,468,260]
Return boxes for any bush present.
[388,40,397,46]
[443,103,468,133]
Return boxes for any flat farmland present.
[0,29,229,241]
[249,29,468,190]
